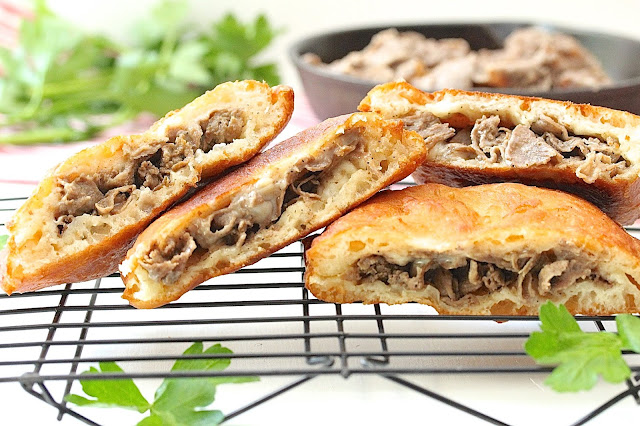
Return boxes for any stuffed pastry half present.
[1,80,294,294]
[359,81,640,225]
[305,183,640,315]
[120,112,426,308]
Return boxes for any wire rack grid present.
[1,191,640,426]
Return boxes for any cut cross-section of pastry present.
[358,81,640,225]
[121,112,426,308]
[1,80,294,294]
[305,183,640,315]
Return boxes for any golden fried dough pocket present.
[2,80,294,294]
[305,183,640,315]
[121,112,426,308]
[359,82,640,225]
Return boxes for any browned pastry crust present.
[1,80,294,294]
[121,112,426,308]
[359,81,640,225]
[305,183,640,315]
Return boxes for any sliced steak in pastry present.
[358,81,640,225]
[1,80,294,294]
[120,112,426,308]
[305,183,640,315]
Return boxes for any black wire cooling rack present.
[1,192,640,426]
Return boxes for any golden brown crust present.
[305,183,640,315]
[360,83,640,129]
[2,80,294,295]
[122,112,427,308]
[412,161,640,225]
[358,81,640,225]
[198,83,294,180]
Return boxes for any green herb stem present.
[3,89,117,127]
[0,127,88,145]
[19,76,45,121]
[41,89,117,113]
[158,27,179,76]
[40,74,113,98]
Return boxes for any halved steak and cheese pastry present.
[359,81,640,225]
[1,80,294,294]
[121,112,426,308]
[305,183,640,316]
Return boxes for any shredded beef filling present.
[305,27,611,91]
[140,234,197,284]
[142,130,363,284]
[402,111,456,145]
[53,109,246,235]
[357,253,602,302]
[425,114,630,181]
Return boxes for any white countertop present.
[3,1,640,424]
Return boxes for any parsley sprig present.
[0,0,282,145]
[65,342,257,425]
[525,301,640,392]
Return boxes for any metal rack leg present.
[334,304,349,378]
[58,278,102,420]
[361,304,389,368]
[570,380,640,426]
[18,284,72,414]
[32,284,72,377]
[630,373,640,404]
[19,379,100,426]
[300,251,334,367]
[382,375,511,426]
[302,286,333,367]
[221,375,316,424]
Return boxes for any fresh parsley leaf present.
[66,342,257,426]
[539,340,630,392]
[211,14,268,60]
[168,41,212,87]
[146,382,225,426]
[0,1,282,145]
[136,415,165,426]
[0,235,8,250]
[65,362,151,412]
[138,409,224,426]
[538,301,581,333]
[146,342,258,426]
[202,13,282,87]
[617,314,640,352]
[248,63,281,87]
[525,301,639,392]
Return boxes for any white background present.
[3,1,640,425]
